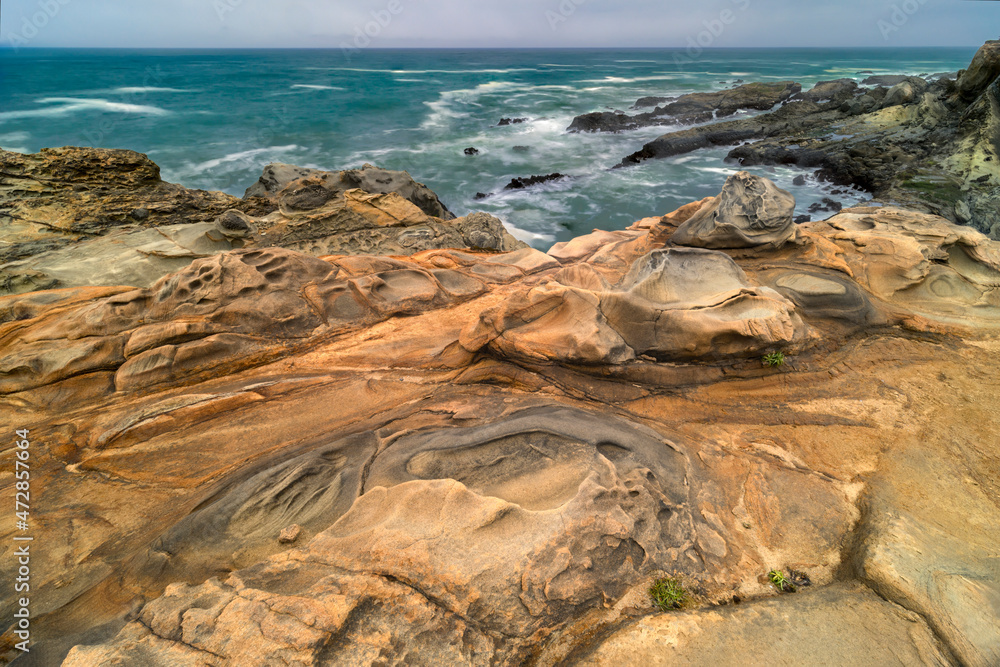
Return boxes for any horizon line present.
[0,44,985,51]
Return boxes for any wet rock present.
[504,173,567,190]
[464,147,480,156]
[632,95,672,109]
[570,82,802,133]
[497,117,528,126]
[807,198,844,215]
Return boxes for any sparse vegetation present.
[649,576,688,611]
[768,569,797,593]
[763,351,786,368]
[899,179,964,204]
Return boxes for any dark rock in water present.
[956,40,1000,102]
[795,214,812,223]
[464,147,480,156]
[512,145,531,153]
[857,70,875,74]
[504,173,567,190]
[862,75,910,87]
[498,118,528,126]
[929,71,959,83]
[808,198,844,214]
[793,175,807,186]
[632,96,672,109]
[794,79,859,106]
[474,192,491,200]
[569,111,638,133]
[571,81,802,133]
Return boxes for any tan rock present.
[1,179,999,666]
[673,172,797,249]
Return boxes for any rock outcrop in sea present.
[1,137,999,665]
[575,41,1000,239]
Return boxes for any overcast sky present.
[1,0,997,49]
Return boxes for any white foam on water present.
[319,67,538,75]
[111,87,192,94]
[0,98,171,122]
[0,131,31,144]
[186,145,301,174]
[576,75,678,85]
[421,81,522,129]
[290,84,345,91]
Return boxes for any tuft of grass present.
[768,569,797,593]
[649,577,689,612]
[762,351,786,368]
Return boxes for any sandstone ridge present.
[0,167,998,666]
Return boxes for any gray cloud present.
[1,0,996,48]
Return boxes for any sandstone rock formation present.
[0,148,524,296]
[244,161,456,220]
[2,173,999,666]
[671,171,797,249]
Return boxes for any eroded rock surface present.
[0,149,523,297]
[672,171,797,249]
[1,174,999,666]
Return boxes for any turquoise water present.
[0,47,978,248]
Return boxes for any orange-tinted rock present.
[2,174,1000,666]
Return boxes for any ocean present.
[0,47,979,249]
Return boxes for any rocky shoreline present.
[1,43,999,667]
[568,41,1000,241]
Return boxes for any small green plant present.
[649,576,688,611]
[768,569,797,593]
[762,351,786,368]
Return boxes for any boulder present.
[672,172,797,249]
[956,40,1000,102]
[245,162,455,220]
[880,77,930,108]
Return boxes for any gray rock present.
[672,172,797,249]
[881,77,930,108]
[243,163,320,199]
[245,162,456,220]
[861,75,910,87]
[956,40,1000,102]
